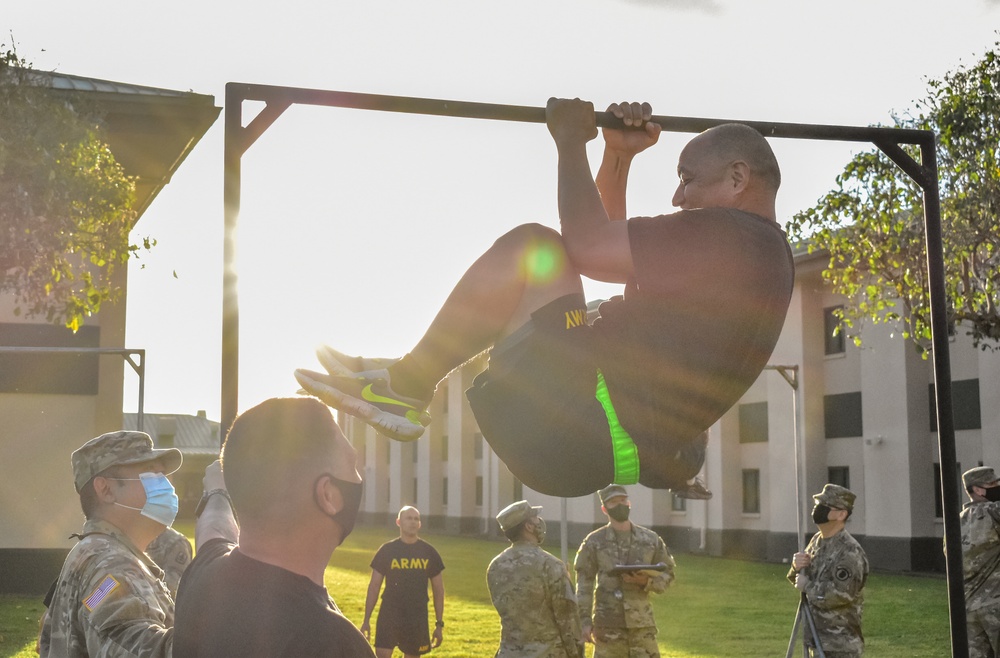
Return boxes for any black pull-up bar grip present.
[228,83,932,148]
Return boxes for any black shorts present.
[374,605,431,655]
[466,294,615,497]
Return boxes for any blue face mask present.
[109,472,180,527]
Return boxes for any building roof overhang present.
[22,69,221,218]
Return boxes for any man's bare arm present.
[195,460,238,551]
[430,573,445,647]
[360,569,385,639]
[595,102,661,222]
[546,98,657,283]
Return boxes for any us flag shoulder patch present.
[83,576,120,611]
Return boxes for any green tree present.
[787,41,1000,352]
[0,47,147,332]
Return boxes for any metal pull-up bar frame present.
[0,346,146,430]
[222,82,964,656]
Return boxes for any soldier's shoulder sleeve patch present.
[835,566,852,581]
[175,549,191,566]
[83,575,120,611]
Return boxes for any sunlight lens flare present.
[522,240,564,285]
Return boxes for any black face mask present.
[812,504,832,525]
[607,503,631,523]
[984,487,1000,503]
[317,474,364,545]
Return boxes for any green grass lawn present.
[0,523,951,657]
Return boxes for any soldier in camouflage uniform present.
[146,525,193,597]
[487,500,584,658]
[40,430,182,658]
[574,485,674,658]
[788,483,868,658]
[958,466,1000,658]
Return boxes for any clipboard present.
[608,562,669,576]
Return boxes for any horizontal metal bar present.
[0,347,145,376]
[0,347,144,355]
[226,82,934,147]
[764,364,799,390]
[0,346,147,429]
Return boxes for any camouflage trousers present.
[592,626,659,658]
[968,604,1000,658]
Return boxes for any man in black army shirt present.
[362,506,445,657]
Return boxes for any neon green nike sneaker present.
[294,368,431,442]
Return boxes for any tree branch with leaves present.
[1,45,149,332]
[787,40,1000,353]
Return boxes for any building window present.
[0,323,101,395]
[929,379,982,431]
[739,402,769,443]
[441,435,448,462]
[513,479,523,501]
[742,469,761,514]
[671,494,687,512]
[474,432,484,459]
[442,477,448,506]
[441,383,449,413]
[828,466,850,489]
[824,392,863,438]
[412,478,418,503]
[475,476,483,506]
[824,306,845,355]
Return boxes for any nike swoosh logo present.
[362,384,417,410]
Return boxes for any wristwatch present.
[195,488,233,518]
[435,620,444,628]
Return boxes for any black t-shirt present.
[370,538,444,612]
[595,208,795,481]
[173,539,375,658]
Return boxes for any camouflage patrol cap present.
[963,467,1000,490]
[812,483,856,512]
[496,500,541,532]
[72,431,183,493]
[599,484,629,505]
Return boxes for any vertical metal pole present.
[561,497,569,565]
[136,350,145,433]
[768,365,821,657]
[484,448,493,535]
[765,365,803,549]
[791,378,804,553]
[921,140,968,657]
[222,84,242,441]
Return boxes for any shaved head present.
[222,397,357,523]
[696,123,781,192]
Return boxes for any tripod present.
[785,591,825,657]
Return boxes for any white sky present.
[7,1,1000,420]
